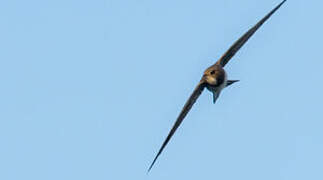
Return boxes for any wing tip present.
[147,155,159,173]
[278,0,287,9]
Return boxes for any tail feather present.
[212,91,220,104]
[226,80,239,87]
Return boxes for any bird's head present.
[202,65,226,85]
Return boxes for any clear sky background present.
[1,0,322,179]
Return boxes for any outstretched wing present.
[148,80,206,172]
[216,0,286,67]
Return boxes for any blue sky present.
[1,0,323,179]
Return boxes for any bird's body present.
[204,65,228,103]
[148,0,287,172]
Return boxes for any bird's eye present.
[210,70,215,75]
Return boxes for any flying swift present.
[148,0,286,172]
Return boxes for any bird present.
[148,0,286,172]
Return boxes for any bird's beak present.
[200,75,207,83]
